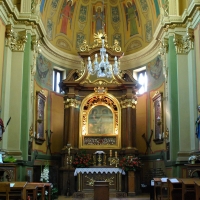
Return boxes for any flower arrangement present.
[39,162,58,200]
[72,150,93,168]
[188,155,197,164]
[119,156,142,172]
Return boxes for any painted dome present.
[40,0,163,56]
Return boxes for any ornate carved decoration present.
[120,99,137,109]
[94,87,108,94]
[85,175,114,186]
[173,29,194,54]
[5,24,27,52]
[185,28,194,51]
[79,31,121,53]
[31,35,41,76]
[158,38,169,80]
[83,95,117,112]
[83,136,117,145]
[64,98,81,108]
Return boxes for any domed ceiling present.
[40,0,164,56]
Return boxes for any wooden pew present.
[153,178,162,200]
[26,183,38,200]
[27,183,45,200]
[0,182,10,199]
[30,182,52,200]
[194,180,200,200]
[168,178,182,200]
[153,177,169,200]
[9,182,27,200]
[181,178,198,200]
[160,178,168,200]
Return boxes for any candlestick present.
[110,150,112,157]
[115,151,117,158]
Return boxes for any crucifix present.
[142,130,153,154]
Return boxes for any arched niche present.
[79,90,121,149]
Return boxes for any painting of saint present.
[150,57,162,80]
[88,106,113,134]
[124,0,139,37]
[93,6,105,33]
[60,0,75,34]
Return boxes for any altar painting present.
[88,105,113,134]
[79,92,121,149]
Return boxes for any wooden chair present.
[0,182,10,200]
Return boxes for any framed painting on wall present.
[152,91,163,144]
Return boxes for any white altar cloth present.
[74,168,125,176]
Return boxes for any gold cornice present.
[64,98,81,108]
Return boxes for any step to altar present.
[73,191,127,198]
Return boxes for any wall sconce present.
[37,114,43,123]
[164,128,169,139]
[157,116,162,126]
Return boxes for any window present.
[133,67,147,95]
[53,68,63,93]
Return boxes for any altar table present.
[74,168,125,192]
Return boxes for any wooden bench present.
[194,179,200,200]
[153,177,169,200]
[0,182,10,199]
[27,183,45,200]
[168,178,182,200]
[26,183,38,200]
[181,178,198,200]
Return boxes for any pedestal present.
[128,171,136,196]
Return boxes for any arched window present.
[133,67,147,95]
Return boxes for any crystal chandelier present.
[79,1,123,78]
[87,35,120,78]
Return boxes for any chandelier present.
[79,4,123,78]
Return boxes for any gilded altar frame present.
[79,89,121,149]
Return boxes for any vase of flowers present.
[119,156,142,196]
[188,155,197,164]
[72,150,93,168]
[39,162,58,200]
[119,156,142,172]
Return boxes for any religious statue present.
[195,105,200,141]
[0,118,5,141]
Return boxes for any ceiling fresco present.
[40,0,165,56]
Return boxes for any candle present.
[110,150,112,157]
[159,133,161,140]
[115,151,117,158]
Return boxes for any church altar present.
[74,167,126,197]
